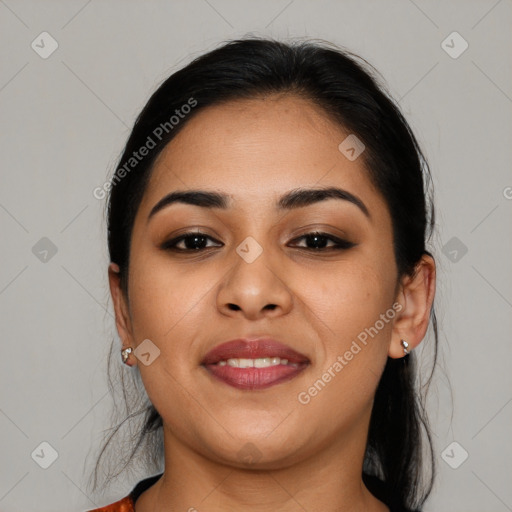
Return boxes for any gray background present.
[1,1,511,511]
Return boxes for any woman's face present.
[116,94,402,468]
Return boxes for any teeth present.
[254,357,271,368]
[218,357,298,368]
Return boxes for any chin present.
[195,425,309,469]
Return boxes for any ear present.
[108,262,137,366]
[389,254,436,359]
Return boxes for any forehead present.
[139,94,383,214]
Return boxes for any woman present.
[87,36,438,512]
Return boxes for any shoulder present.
[86,473,163,512]
[86,495,134,512]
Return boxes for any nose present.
[216,244,293,321]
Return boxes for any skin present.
[108,94,436,512]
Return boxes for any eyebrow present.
[147,186,370,223]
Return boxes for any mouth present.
[201,338,310,390]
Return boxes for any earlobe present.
[108,262,137,366]
[388,254,436,359]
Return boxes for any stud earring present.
[121,347,133,365]
[401,339,410,355]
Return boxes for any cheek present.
[124,254,220,419]
[125,253,214,420]
[127,251,215,342]
[293,264,395,425]
[297,260,396,344]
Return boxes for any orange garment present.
[87,495,134,512]
[86,472,162,511]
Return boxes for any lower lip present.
[203,363,308,390]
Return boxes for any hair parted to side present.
[89,36,439,511]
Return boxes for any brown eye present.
[290,232,356,251]
[161,232,223,252]
[160,230,356,253]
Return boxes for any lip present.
[202,338,309,365]
[201,338,310,390]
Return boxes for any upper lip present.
[201,337,310,365]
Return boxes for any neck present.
[136,410,389,512]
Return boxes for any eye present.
[289,231,356,251]
[161,230,356,253]
[161,232,223,252]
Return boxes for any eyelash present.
[161,231,356,253]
